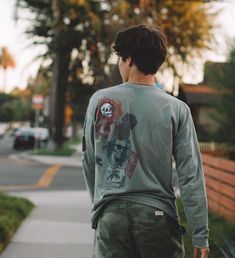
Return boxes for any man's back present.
[89,82,180,203]
[83,81,208,247]
[82,24,209,258]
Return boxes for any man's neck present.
[127,66,155,86]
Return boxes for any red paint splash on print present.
[126,151,138,178]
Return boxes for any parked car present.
[13,127,49,149]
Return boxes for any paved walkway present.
[1,191,93,258]
[1,144,94,258]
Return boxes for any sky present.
[0,0,46,93]
[0,0,235,93]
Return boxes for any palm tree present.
[0,47,16,92]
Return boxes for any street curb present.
[8,150,83,168]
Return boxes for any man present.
[82,24,209,258]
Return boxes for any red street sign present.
[32,95,44,110]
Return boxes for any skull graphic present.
[100,103,113,118]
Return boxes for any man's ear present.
[127,57,133,67]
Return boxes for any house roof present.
[180,84,216,105]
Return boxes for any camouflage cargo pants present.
[93,200,185,258]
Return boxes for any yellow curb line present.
[36,164,61,188]
[0,164,61,191]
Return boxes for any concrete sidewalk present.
[2,143,94,258]
[0,191,94,258]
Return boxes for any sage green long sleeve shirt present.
[82,82,209,248]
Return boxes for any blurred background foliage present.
[208,44,235,149]
[0,0,227,148]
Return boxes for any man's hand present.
[194,247,210,258]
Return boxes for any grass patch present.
[32,137,81,156]
[67,136,81,145]
[32,143,74,156]
[177,198,235,258]
[0,192,34,254]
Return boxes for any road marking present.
[0,164,61,191]
[37,164,61,188]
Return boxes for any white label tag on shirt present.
[155,211,164,216]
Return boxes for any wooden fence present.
[200,142,235,158]
[202,154,235,222]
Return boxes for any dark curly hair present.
[113,24,167,75]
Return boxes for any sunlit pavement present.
[0,191,94,258]
[0,142,94,258]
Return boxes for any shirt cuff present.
[192,237,209,248]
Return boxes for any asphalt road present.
[0,136,86,192]
[0,135,19,156]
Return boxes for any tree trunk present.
[48,0,71,150]
[49,49,71,149]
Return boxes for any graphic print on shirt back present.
[95,97,123,140]
[95,97,139,190]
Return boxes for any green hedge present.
[0,192,34,253]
